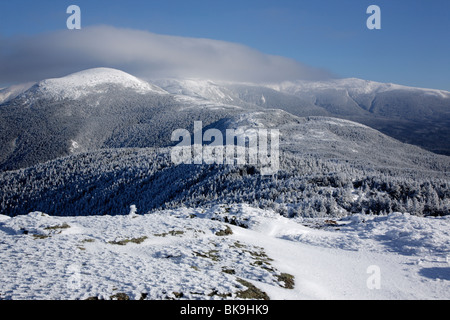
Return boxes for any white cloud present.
[0,25,333,85]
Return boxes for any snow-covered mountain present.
[1,68,449,171]
[0,68,249,171]
[29,68,168,100]
[273,78,450,156]
[269,77,450,100]
[268,77,450,124]
[153,77,450,156]
[154,76,450,119]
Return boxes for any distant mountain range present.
[155,77,450,156]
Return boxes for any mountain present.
[1,68,449,301]
[0,68,249,171]
[0,67,449,218]
[153,78,327,116]
[269,78,450,156]
[0,82,35,105]
[1,205,449,300]
[1,68,449,172]
[154,77,450,156]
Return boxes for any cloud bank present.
[0,25,333,85]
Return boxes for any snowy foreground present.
[0,204,449,300]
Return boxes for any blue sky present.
[0,0,449,90]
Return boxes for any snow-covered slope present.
[154,77,450,113]
[0,82,35,105]
[153,77,450,155]
[2,68,449,169]
[266,77,450,122]
[28,68,167,100]
[154,78,323,114]
[0,204,448,300]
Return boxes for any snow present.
[35,68,167,100]
[154,78,233,101]
[266,78,450,98]
[1,204,448,300]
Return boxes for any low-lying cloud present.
[0,25,333,85]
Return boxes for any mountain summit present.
[28,68,167,100]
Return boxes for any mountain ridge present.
[152,75,450,156]
[0,67,449,219]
